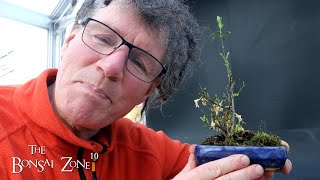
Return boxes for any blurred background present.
[148,0,320,179]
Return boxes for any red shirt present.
[0,69,189,180]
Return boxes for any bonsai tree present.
[194,16,283,147]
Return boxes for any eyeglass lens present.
[81,19,164,82]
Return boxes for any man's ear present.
[144,79,161,99]
[60,29,78,58]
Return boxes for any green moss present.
[201,131,282,146]
[247,132,282,146]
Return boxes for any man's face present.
[53,2,165,131]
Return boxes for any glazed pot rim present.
[196,145,286,148]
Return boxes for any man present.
[0,0,291,179]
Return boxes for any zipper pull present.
[90,143,108,180]
[91,152,98,180]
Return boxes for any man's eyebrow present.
[99,20,122,34]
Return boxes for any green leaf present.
[206,117,210,124]
[212,32,219,40]
[217,16,223,29]
[219,53,224,59]
[200,115,206,122]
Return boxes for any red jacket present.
[0,69,189,180]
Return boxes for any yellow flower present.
[194,98,200,108]
[213,103,223,115]
[235,113,242,122]
[210,120,216,128]
[201,98,207,106]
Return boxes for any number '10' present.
[91,152,99,159]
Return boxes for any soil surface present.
[201,130,282,146]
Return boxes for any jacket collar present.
[14,69,116,153]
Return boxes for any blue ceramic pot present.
[195,145,287,170]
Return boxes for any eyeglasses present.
[78,17,167,83]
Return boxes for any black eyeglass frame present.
[78,17,167,83]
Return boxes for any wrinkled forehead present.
[90,1,167,62]
[94,0,167,45]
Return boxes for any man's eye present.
[131,58,148,73]
[93,35,112,45]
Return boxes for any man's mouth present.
[82,82,110,100]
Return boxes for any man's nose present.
[95,46,128,81]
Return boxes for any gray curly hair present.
[72,0,201,112]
